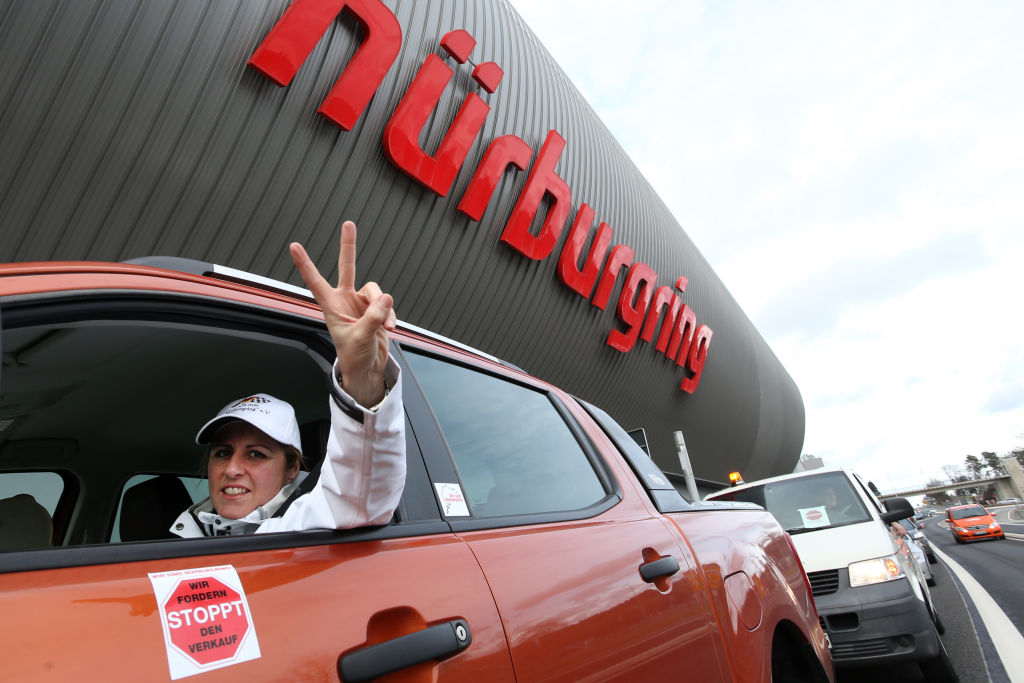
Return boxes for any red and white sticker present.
[799,506,830,528]
[149,564,261,680]
[434,482,470,516]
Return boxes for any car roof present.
[2,258,520,371]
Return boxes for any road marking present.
[933,545,1024,682]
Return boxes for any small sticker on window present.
[148,564,261,680]
[799,506,831,528]
[434,483,470,517]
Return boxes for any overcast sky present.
[509,0,1024,492]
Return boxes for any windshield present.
[712,472,871,533]
[950,505,988,520]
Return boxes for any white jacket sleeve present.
[255,356,406,533]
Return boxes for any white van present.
[706,467,956,681]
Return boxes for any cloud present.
[754,231,990,339]
[982,365,1024,414]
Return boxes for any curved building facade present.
[0,0,803,481]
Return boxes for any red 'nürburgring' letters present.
[246,0,712,393]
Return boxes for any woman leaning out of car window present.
[169,221,406,538]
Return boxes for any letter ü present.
[383,30,504,196]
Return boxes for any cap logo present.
[231,396,270,407]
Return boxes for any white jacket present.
[170,358,405,537]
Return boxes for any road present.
[836,505,1024,683]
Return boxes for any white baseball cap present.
[196,393,303,454]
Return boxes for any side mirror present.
[881,497,914,524]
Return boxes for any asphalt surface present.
[834,506,1024,683]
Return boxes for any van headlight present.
[849,556,904,587]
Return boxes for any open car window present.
[0,305,334,549]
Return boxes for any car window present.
[403,351,606,517]
[950,505,988,520]
[0,471,66,550]
[0,312,332,548]
[852,472,885,515]
[0,471,65,515]
[110,474,207,543]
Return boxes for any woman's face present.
[207,421,298,520]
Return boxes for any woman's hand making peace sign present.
[289,220,397,408]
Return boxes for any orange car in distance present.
[946,504,1004,543]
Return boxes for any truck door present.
[0,279,515,681]
[401,346,729,681]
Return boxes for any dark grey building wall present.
[0,0,803,481]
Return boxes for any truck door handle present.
[640,555,680,582]
[338,619,472,682]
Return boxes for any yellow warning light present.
[729,471,744,486]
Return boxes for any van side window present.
[404,352,606,517]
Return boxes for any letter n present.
[500,130,571,261]
[247,0,401,130]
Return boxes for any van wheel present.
[927,575,937,587]
[919,634,958,683]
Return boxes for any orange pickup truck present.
[0,259,831,682]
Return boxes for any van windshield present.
[950,505,988,520]
[712,472,871,534]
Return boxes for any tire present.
[927,551,937,564]
[927,575,937,587]
[918,633,958,683]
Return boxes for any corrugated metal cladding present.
[0,0,804,482]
